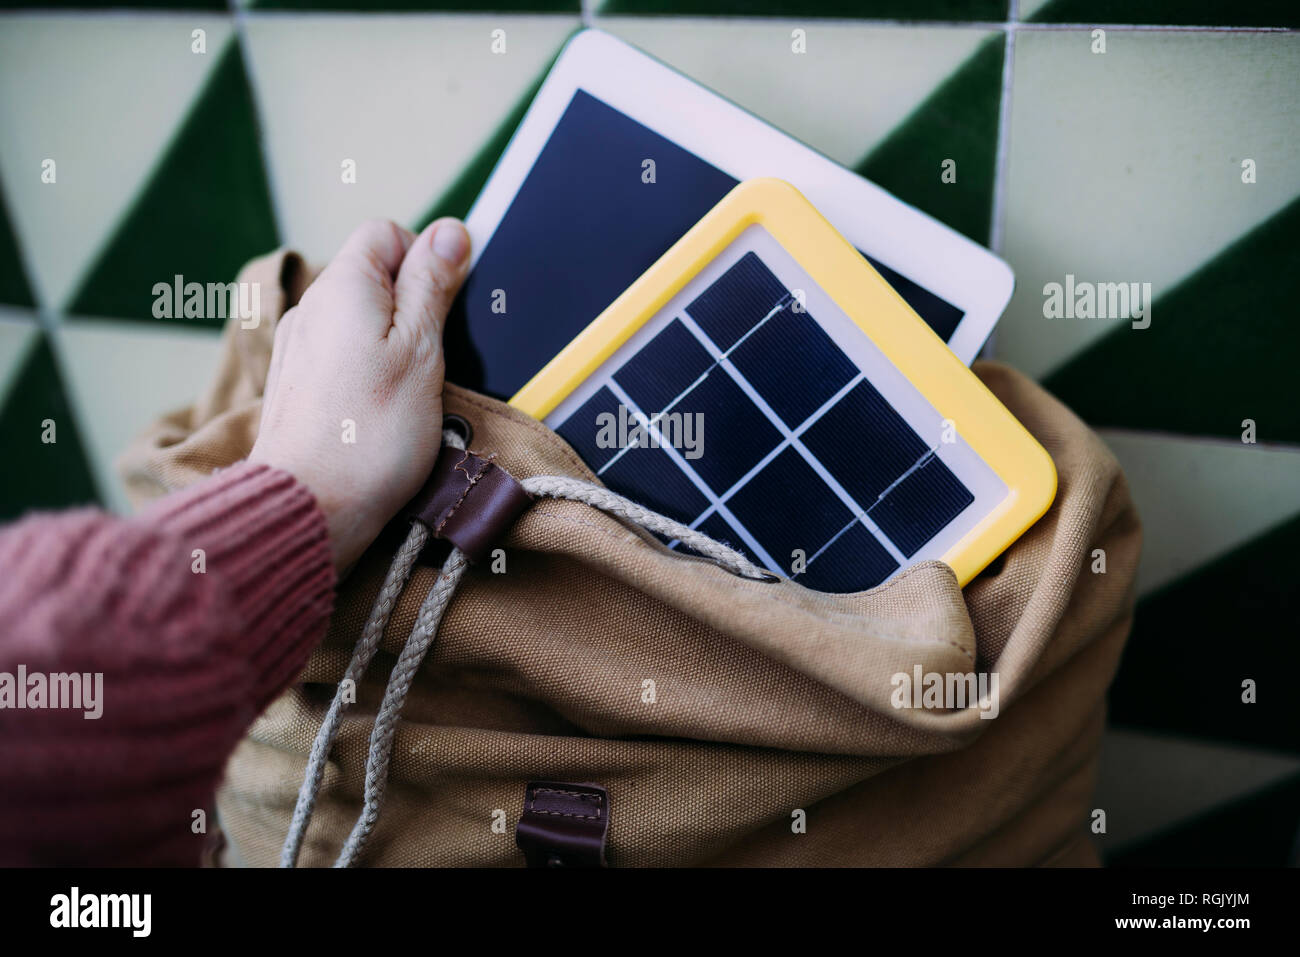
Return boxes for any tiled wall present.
[0,0,1296,864]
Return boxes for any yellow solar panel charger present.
[510,178,1056,590]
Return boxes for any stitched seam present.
[528,787,603,821]
[435,457,490,536]
[450,391,594,479]
[452,449,475,481]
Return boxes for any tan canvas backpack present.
[119,249,1141,867]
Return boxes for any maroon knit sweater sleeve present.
[0,462,336,866]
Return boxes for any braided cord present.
[287,439,775,867]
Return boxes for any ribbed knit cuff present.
[142,461,336,710]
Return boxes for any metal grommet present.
[442,413,473,447]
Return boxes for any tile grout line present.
[1095,425,1300,455]
[0,9,1289,31]
[230,0,288,248]
[41,313,112,509]
[6,14,245,330]
[989,0,1018,257]
[5,162,88,493]
[553,14,1292,33]
[982,0,1019,360]
[1007,21,1295,32]
[1,94,59,328]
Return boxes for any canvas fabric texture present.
[118,249,1141,867]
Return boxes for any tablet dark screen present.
[445,88,963,400]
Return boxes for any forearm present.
[0,462,335,866]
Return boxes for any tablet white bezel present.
[462,27,1014,366]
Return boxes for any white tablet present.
[445,28,1014,401]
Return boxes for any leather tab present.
[516,782,609,868]
[404,444,533,563]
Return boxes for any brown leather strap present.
[404,444,534,563]
[516,782,610,868]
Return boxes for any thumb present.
[392,217,470,339]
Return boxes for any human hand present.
[249,217,471,574]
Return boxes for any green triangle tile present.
[68,39,279,327]
[0,183,35,309]
[854,34,1004,245]
[252,0,579,11]
[0,332,100,521]
[1044,196,1300,443]
[1029,0,1300,28]
[599,0,1007,18]
[413,36,574,230]
[1108,513,1300,755]
[0,319,38,408]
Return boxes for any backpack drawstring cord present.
[281,429,771,868]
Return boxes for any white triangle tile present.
[55,318,225,514]
[242,13,578,266]
[0,14,234,312]
[997,30,1300,378]
[1099,429,1300,596]
[0,311,39,409]
[1017,0,1055,19]
[594,17,993,169]
[1094,728,1300,848]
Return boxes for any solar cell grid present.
[554,249,978,592]
[730,303,857,428]
[613,318,713,415]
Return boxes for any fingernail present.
[431,220,469,266]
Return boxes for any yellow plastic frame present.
[510,178,1057,586]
